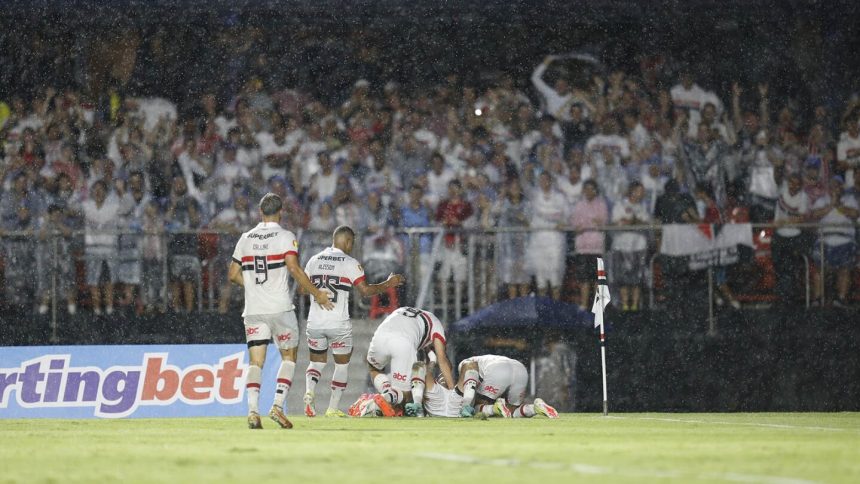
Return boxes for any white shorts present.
[243,311,299,350]
[306,325,353,355]
[366,333,417,392]
[476,359,529,406]
[438,247,467,282]
[423,384,464,418]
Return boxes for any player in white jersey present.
[412,354,557,419]
[366,306,455,410]
[301,226,405,417]
[228,193,334,430]
[458,355,559,419]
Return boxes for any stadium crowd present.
[2,28,860,317]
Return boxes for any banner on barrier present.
[0,344,265,419]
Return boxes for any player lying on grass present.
[366,306,455,410]
[405,355,501,418]
[301,225,404,418]
[456,354,559,419]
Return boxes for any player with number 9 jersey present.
[232,223,299,317]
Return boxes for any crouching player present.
[459,355,558,419]
[409,355,507,418]
[366,306,455,410]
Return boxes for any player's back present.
[232,221,299,317]
[373,307,446,350]
[463,354,516,378]
[304,246,365,326]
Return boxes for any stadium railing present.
[0,222,856,340]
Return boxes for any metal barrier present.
[0,222,856,339]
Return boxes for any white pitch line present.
[417,452,818,484]
[604,415,857,433]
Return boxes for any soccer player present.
[302,226,405,417]
[366,306,455,409]
[459,354,558,419]
[229,193,334,430]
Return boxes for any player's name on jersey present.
[248,232,279,240]
[317,255,347,261]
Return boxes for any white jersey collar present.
[257,222,282,229]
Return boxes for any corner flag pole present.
[593,258,610,416]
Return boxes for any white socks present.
[246,365,262,414]
[461,369,479,405]
[305,361,325,395]
[272,360,295,408]
[329,363,349,411]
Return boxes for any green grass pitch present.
[1,413,858,483]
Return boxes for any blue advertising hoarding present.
[0,344,279,419]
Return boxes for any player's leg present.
[475,362,513,418]
[458,361,480,415]
[269,311,299,429]
[404,361,426,417]
[325,326,353,416]
[385,341,417,406]
[244,319,270,429]
[304,327,329,417]
[367,335,402,404]
[508,361,536,418]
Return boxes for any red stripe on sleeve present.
[267,252,287,261]
[285,250,298,257]
[241,256,254,262]
[353,275,366,286]
[432,333,446,345]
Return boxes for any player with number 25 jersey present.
[301,226,404,417]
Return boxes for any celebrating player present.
[366,306,455,410]
[459,354,558,419]
[229,193,334,430]
[302,225,405,417]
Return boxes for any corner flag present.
[592,257,610,416]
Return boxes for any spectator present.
[837,114,860,188]
[772,173,810,305]
[495,178,531,299]
[165,175,202,313]
[424,152,456,209]
[83,180,121,315]
[610,181,650,311]
[809,176,859,307]
[570,180,609,308]
[531,56,573,121]
[527,172,568,300]
[116,172,151,311]
[37,204,77,315]
[140,200,165,313]
[307,151,339,204]
[399,184,434,283]
[209,194,254,313]
[211,144,251,209]
[436,179,473,288]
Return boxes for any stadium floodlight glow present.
[592,258,610,416]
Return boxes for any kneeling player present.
[460,355,558,419]
[410,357,507,418]
[366,306,455,409]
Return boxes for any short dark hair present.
[332,225,355,243]
[259,193,283,216]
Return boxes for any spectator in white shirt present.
[610,182,650,311]
[83,180,121,315]
[808,176,859,307]
[424,152,456,209]
[307,151,339,204]
[772,173,810,304]
[836,115,860,187]
[531,56,573,121]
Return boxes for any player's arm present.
[432,339,455,390]
[228,260,244,287]
[285,253,334,310]
[355,273,405,298]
